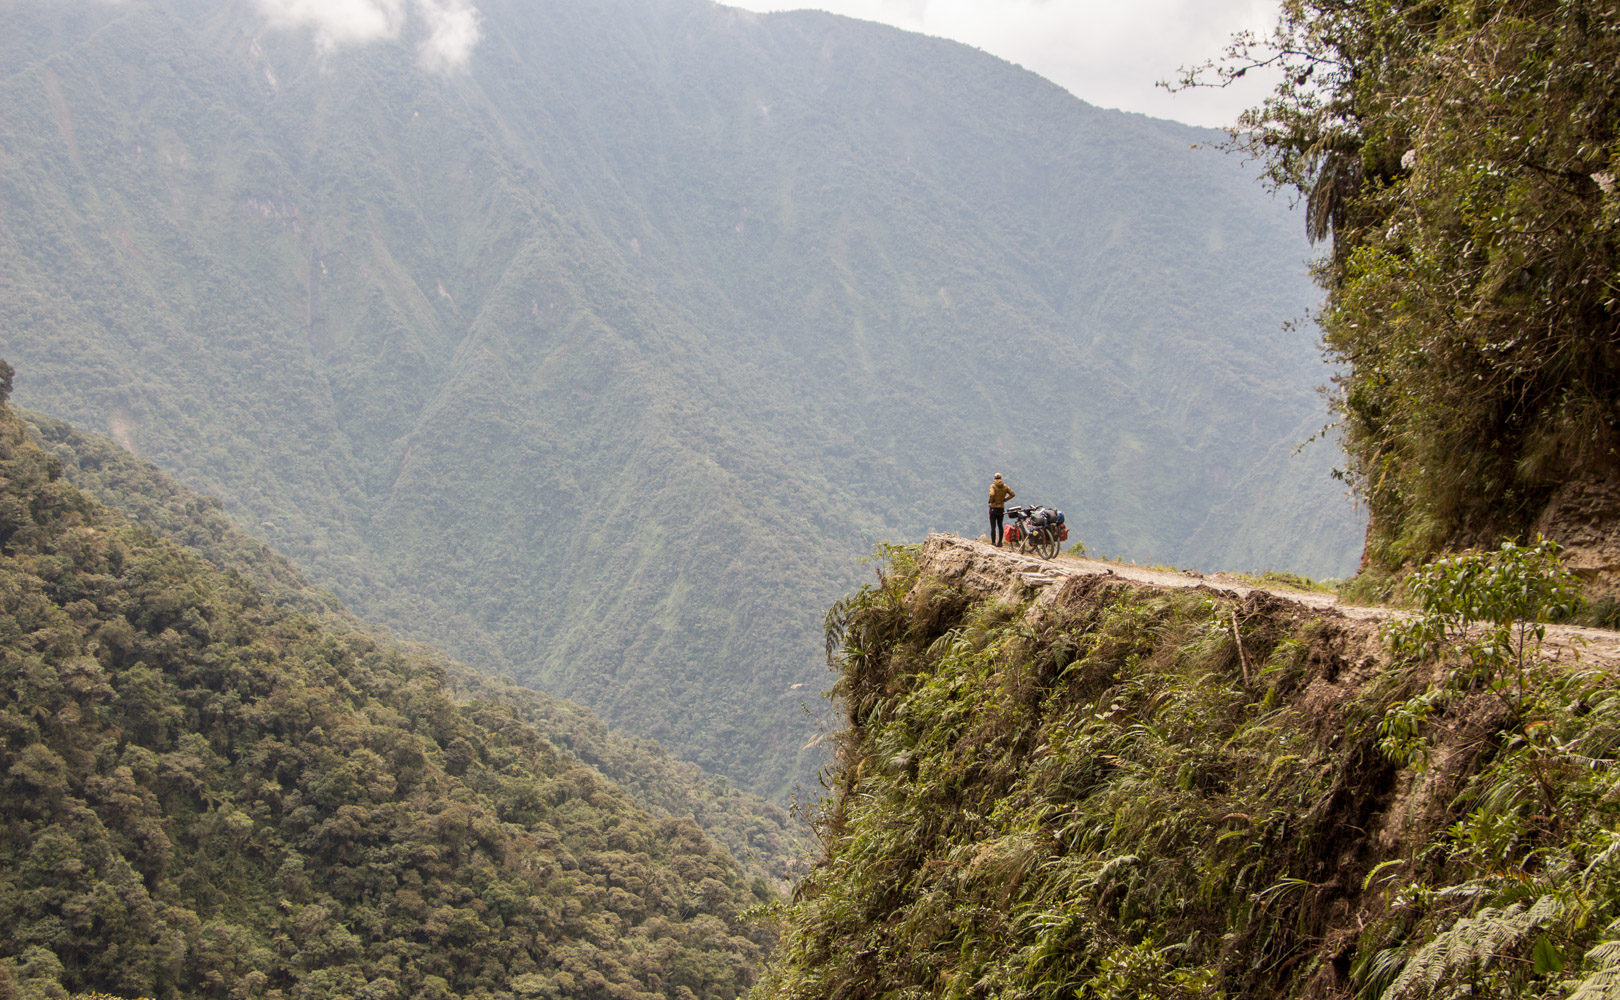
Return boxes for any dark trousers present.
[989,506,1004,545]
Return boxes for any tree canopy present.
[0,388,770,1000]
[1204,0,1620,570]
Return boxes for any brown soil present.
[1533,471,1620,598]
[919,532,1620,668]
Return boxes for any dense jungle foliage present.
[20,409,805,891]
[0,369,771,1000]
[758,544,1620,999]
[0,0,1361,799]
[1204,0,1620,570]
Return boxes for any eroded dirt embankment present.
[918,532,1620,668]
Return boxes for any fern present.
[1382,896,1562,1000]
[1567,968,1620,1000]
[1568,933,1620,1000]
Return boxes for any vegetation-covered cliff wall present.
[760,535,1620,1000]
[1208,0,1620,588]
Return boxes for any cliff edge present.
[758,535,1620,1000]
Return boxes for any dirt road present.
[925,533,1620,666]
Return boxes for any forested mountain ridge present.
[0,368,772,1000]
[20,406,806,890]
[0,0,1363,799]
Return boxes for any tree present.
[1196,0,1620,571]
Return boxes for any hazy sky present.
[242,0,1283,127]
[722,0,1284,128]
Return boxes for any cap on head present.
[993,473,1002,480]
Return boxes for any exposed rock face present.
[917,532,1363,617]
[916,533,1071,605]
[1533,473,1620,597]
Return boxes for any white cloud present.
[253,0,482,73]
[722,0,1284,127]
[415,0,482,72]
[253,0,407,53]
[250,0,1276,113]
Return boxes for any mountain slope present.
[0,0,1362,798]
[21,406,807,890]
[0,374,770,1000]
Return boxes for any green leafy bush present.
[1358,542,1620,999]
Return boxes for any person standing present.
[988,473,1015,546]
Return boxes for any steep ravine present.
[758,535,1620,1000]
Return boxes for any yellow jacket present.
[988,480,1015,508]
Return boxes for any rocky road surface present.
[923,533,1620,667]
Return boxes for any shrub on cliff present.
[1197,0,1620,570]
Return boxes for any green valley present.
[0,367,777,1000]
[0,0,1362,800]
[9,0,1620,995]
[20,406,806,891]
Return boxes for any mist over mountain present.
[0,0,1362,798]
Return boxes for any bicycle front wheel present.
[1037,529,1060,559]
